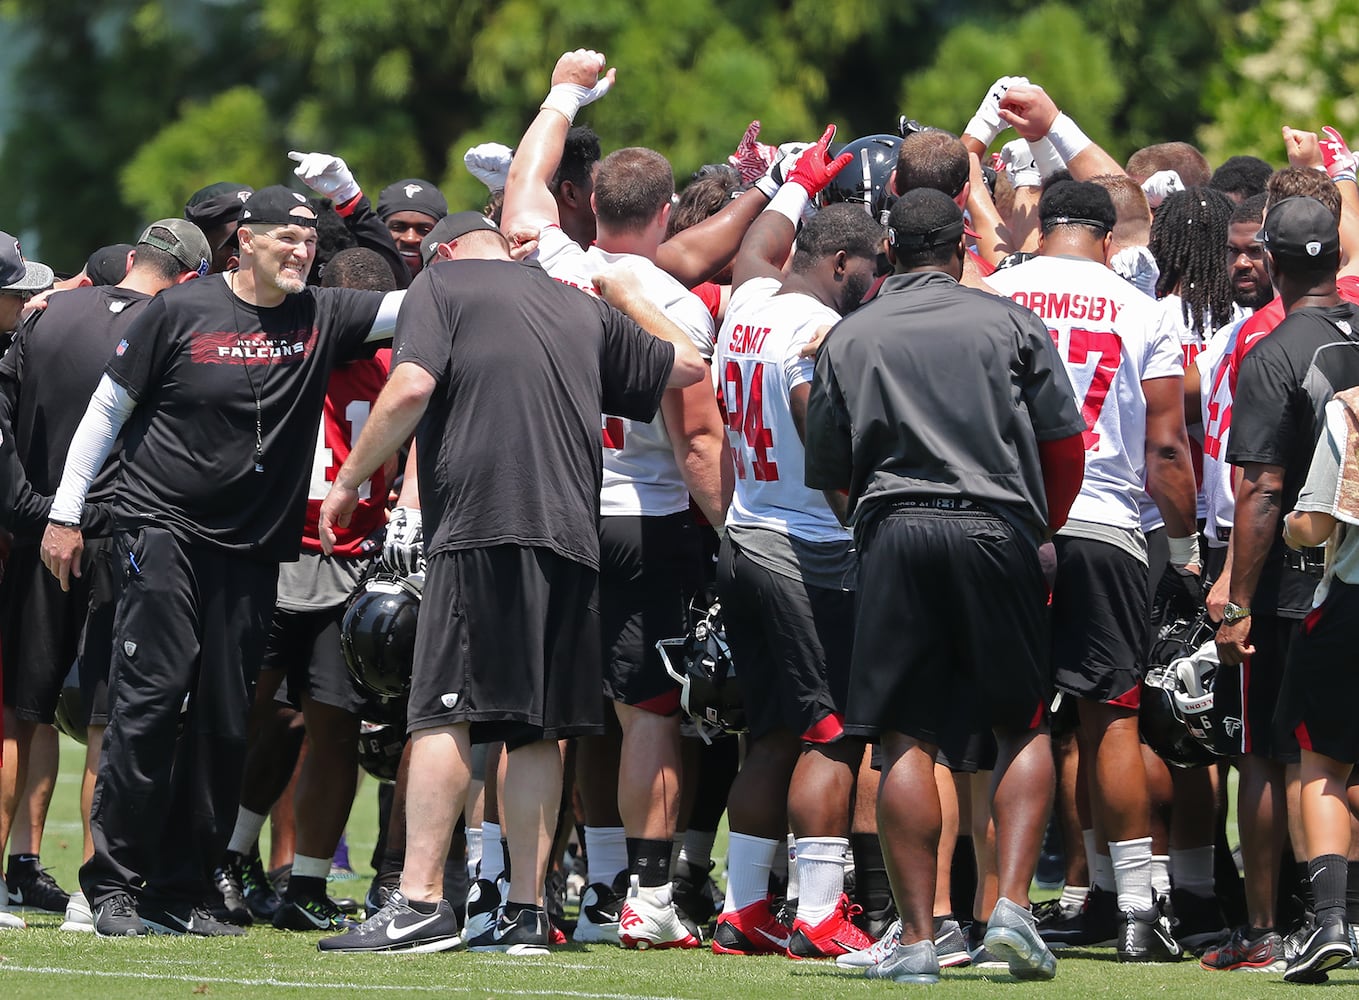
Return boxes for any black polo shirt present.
[1228,301,1359,616]
[804,270,1084,544]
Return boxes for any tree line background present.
[0,0,1351,272]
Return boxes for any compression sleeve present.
[49,374,136,524]
[364,290,407,343]
[1039,432,1085,533]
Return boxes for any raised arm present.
[999,84,1124,180]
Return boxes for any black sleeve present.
[0,319,25,429]
[804,345,854,491]
[341,195,410,290]
[390,271,451,382]
[105,294,175,401]
[598,299,673,422]
[315,287,386,363]
[1226,343,1294,466]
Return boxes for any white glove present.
[1110,245,1161,298]
[1141,169,1185,209]
[287,151,361,204]
[999,139,1041,188]
[464,143,514,191]
[754,142,813,199]
[381,507,424,577]
[540,60,614,124]
[964,76,1029,148]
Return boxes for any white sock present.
[1150,855,1171,898]
[1170,846,1215,896]
[1059,884,1089,911]
[794,837,847,925]
[227,808,268,856]
[481,821,505,882]
[679,830,716,873]
[723,833,779,912]
[786,834,800,901]
[465,827,484,881]
[1092,849,1116,894]
[292,853,331,880]
[1110,837,1154,912]
[583,826,626,888]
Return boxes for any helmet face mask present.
[341,573,421,700]
[1141,608,1241,765]
[657,596,746,744]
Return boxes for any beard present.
[269,267,308,295]
[838,270,873,315]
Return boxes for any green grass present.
[0,738,1345,999]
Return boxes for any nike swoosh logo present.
[754,926,790,947]
[299,907,330,929]
[386,911,446,940]
[1310,868,1326,882]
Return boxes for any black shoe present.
[211,856,253,926]
[92,892,147,937]
[215,851,282,923]
[464,878,503,944]
[366,869,401,918]
[1284,914,1353,984]
[854,901,899,941]
[467,905,551,956]
[573,881,622,943]
[1117,899,1184,963]
[274,893,362,932]
[1169,887,1228,953]
[318,889,461,953]
[141,901,247,937]
[1039,885,1119,947]
[6,862,71,913]
[670,858,719,928]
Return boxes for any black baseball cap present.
[887,189,964,250]
[0,232,54,294]
[137,219,212,277]
[377,179,449,223]
[239,185,319,230]
[85,244,135,286]
[184,181,254,229]
[1257,196,1340,260]
[422,212,502,265]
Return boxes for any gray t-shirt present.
[276,549,371,612]
[1293,398,1359,603]
[727,523,856,592]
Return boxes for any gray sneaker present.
[935,917,972,968]
[865,937,941,985]
[984,897,1057,981]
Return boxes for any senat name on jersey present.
[726,323,773,356]
[1007,291,1121,323]
[190,329,317,365]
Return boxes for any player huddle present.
[0,46,1356,988]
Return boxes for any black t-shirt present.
[805,271,1085,544]
[0,286,152,505]
[1228,301,1359,616]
[106,274,383,560]
[393,258,674,569]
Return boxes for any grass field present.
[1,737,1349,999]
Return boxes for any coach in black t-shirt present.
[39,186,404,938]
[314,214,706,954]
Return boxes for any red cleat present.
[787,894,877,959]
[712,898,793,956]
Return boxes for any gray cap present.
[0,232,54,294]
[137,218,212,277]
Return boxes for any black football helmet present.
[819,133,902,225]
[658,595,745,744]
[341,573,421,699]
[1141,608,1238,766]
[54,686,87,745]
[357,721,406,783]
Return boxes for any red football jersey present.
[301,349,391,555]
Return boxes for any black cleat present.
[92,892,147,937]
[1039,885,1119,947]
[1117,898,1184,963]
[1284,913,1353,984]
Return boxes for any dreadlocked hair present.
[1150,186,1235,338]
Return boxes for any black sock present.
[1310,854,1348,920]
[503,901,542,921]
[285,874,327,902]
[7,853,39,873]
[850,833,893,915]
[626,838,673,888]
[406,897,439,915]
[932,913,953,934]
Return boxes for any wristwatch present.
[1222,601,1252,625]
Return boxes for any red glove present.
[786,125,855,198]
[1320,126,1357,179]
[728,120,778,182]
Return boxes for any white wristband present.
[1168,534,1201,569]
[765,182,810,227]
[964,114,1004,150]
[1045,113,1092,164]
[540,83,590,124]
[1028,137,1066,177]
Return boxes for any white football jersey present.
[715,277,848,543]
[1197,317,1246,546]
[535,225,715,516]
[987,255,1183,530]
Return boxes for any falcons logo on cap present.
[404,184,423,199]
[291,192,307,203]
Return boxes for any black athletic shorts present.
[936,725,998,774]
[407,545,603,750]
[1280,581,1359,762]
[259,604,364,715]
[1,537,116,724]
[844,504,1049,743]
[599,512,703,715]
[1051,535,1148,708]
[1211,612,1299,762]
[716,533,853,742]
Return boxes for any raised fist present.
[1140,169,1185,209]
[965,76,1030,148]
[1282,126,1324,171]
[551,49,610,89]
[464,143,514,191]
[287,151,361,204]
[998,85,1060,143]
[998,138,1040,188]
